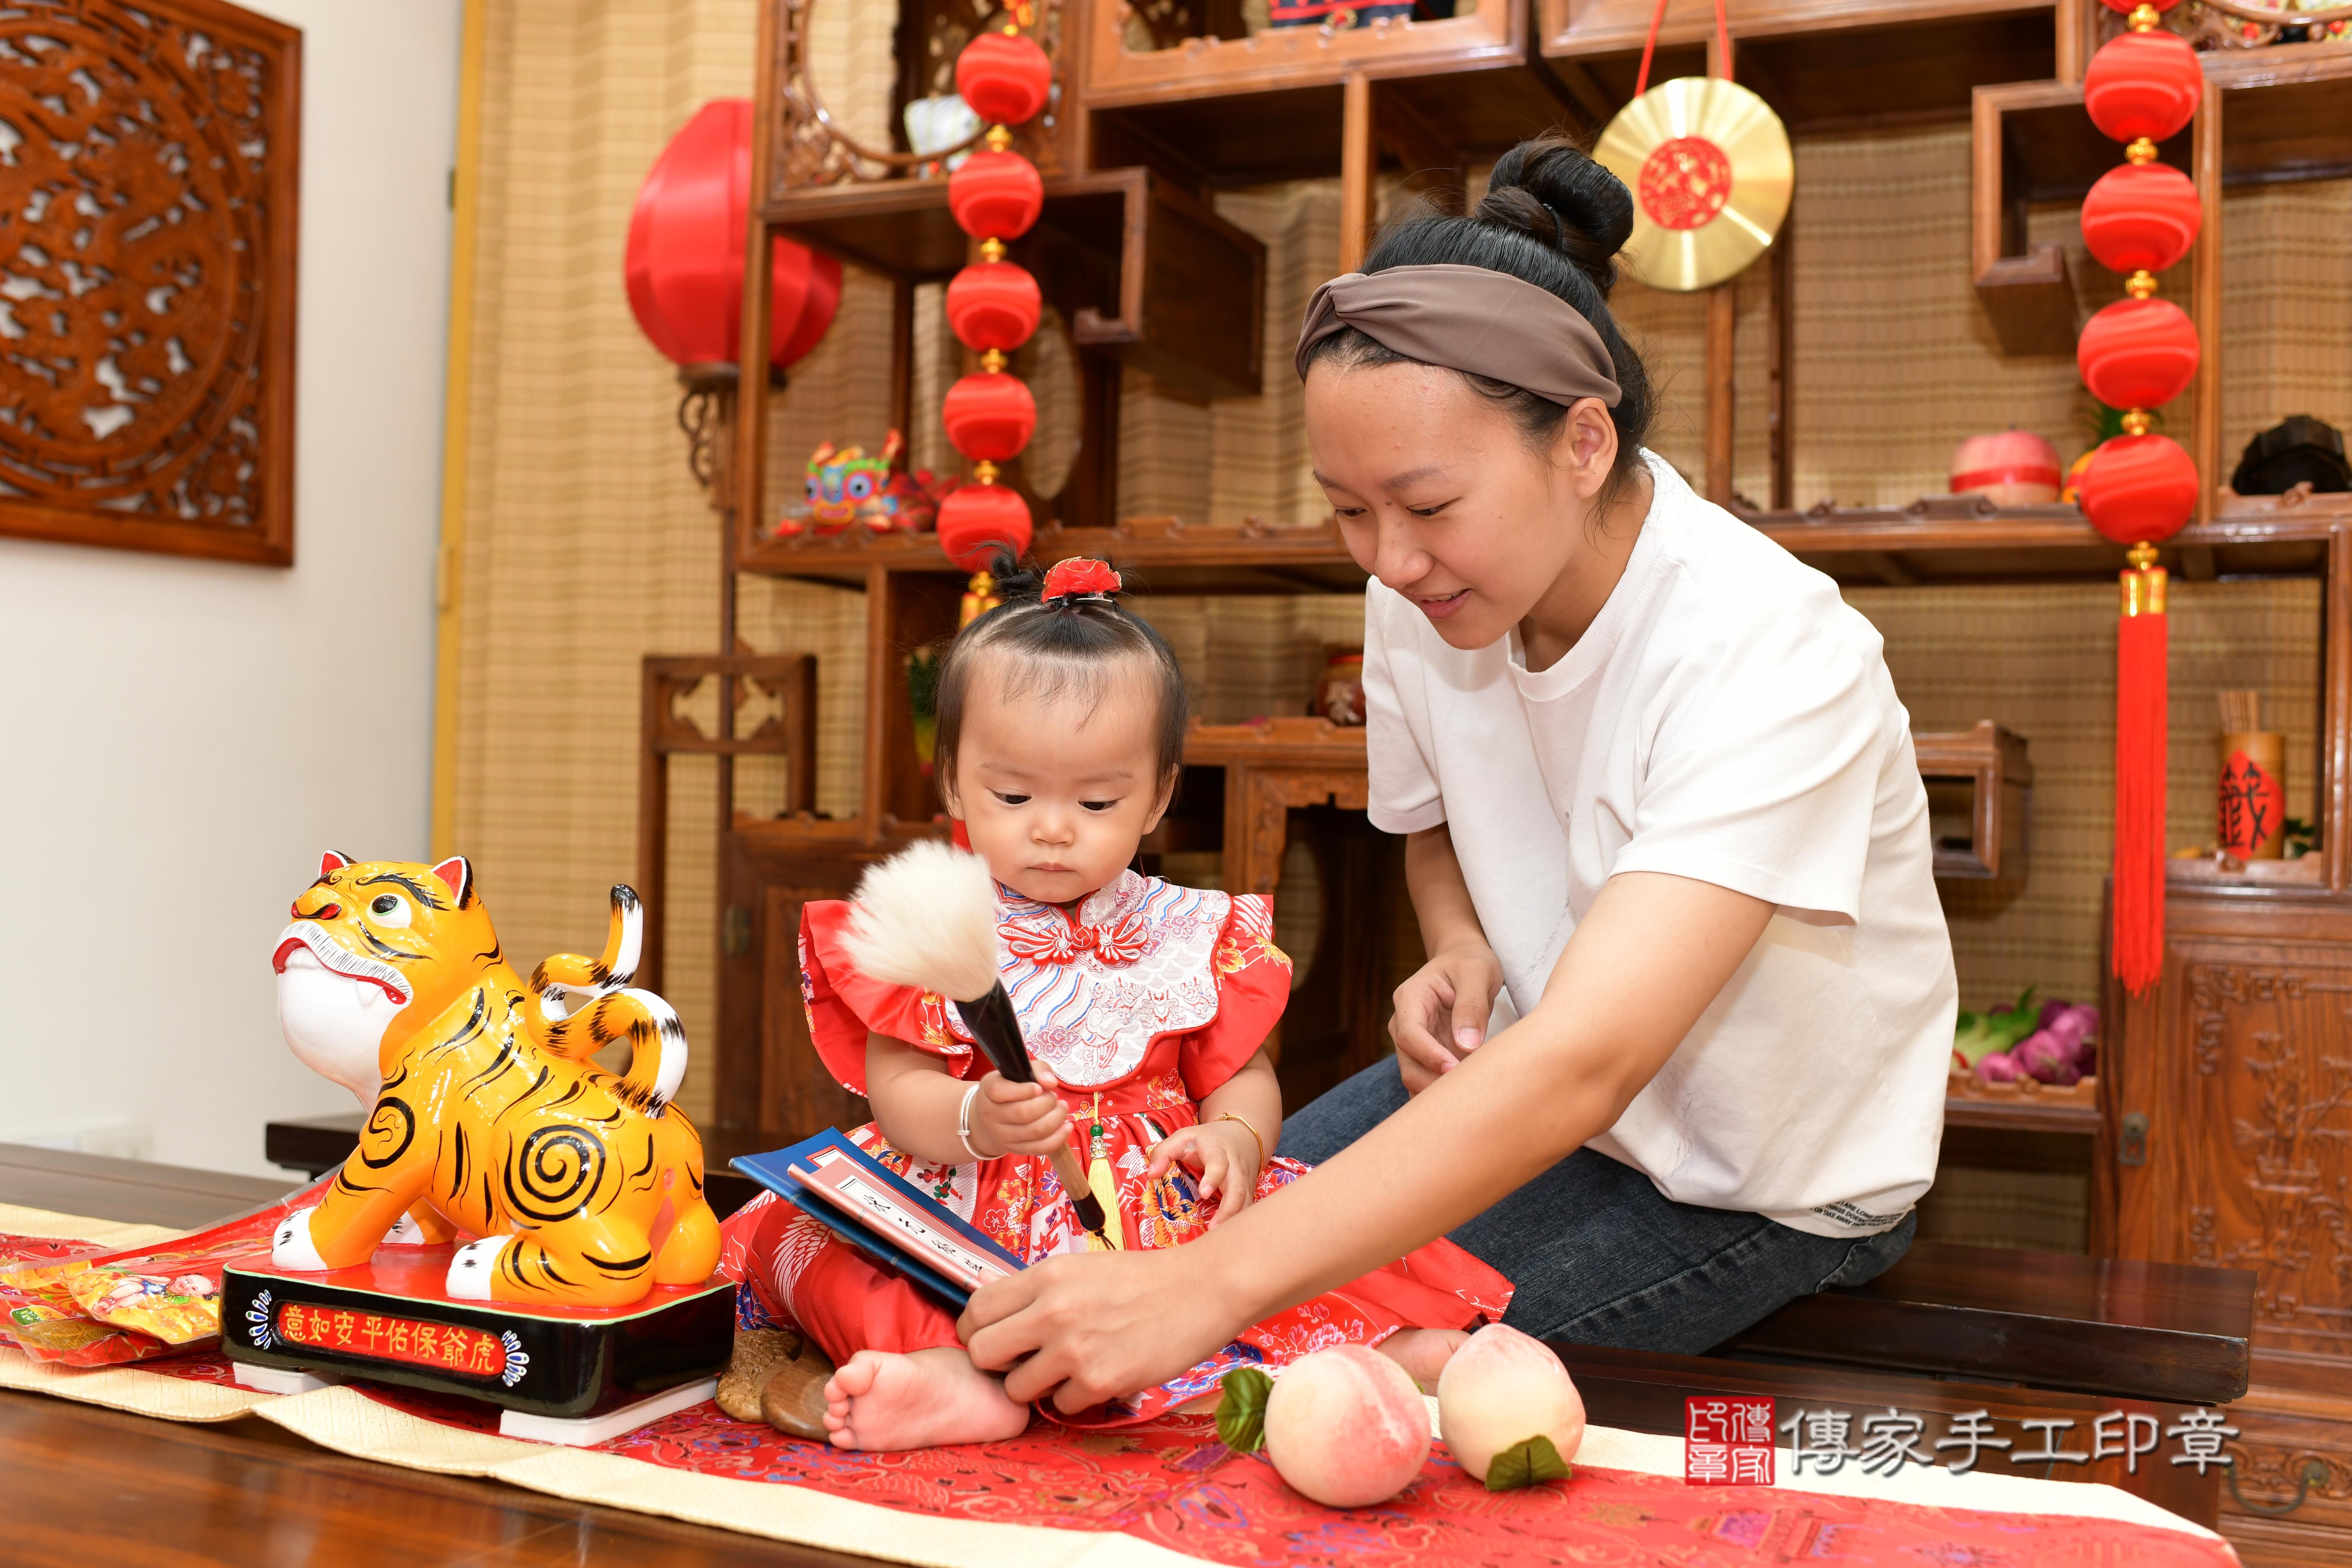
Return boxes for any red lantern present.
[2078,297,2200,413]
[2080,433,2199,546]
[624,99,841,369]
[2081,162,2200,275]
[955,33,1053,127]
[945,262,1043,352]
[943,373,1038,462]
[2084,30,2202,145]
[948,150,1045,242]
[937,484,1034,570]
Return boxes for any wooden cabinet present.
[717,827,878,1144]
[2113,884,2352,1553]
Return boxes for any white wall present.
[0,1,463,1178]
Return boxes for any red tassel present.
[2113,559,2168,994]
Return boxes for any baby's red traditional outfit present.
[719,869,1513,1421]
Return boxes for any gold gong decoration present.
[1593,76,1793,294]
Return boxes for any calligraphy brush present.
[843,839,1113,1245]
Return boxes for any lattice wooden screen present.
[0,0,301,564]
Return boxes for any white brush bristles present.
[842,839,1002,1002]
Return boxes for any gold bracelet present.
[1216,1111,1265,1169]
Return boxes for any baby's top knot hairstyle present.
[1040,557,1123,606]
[932,553,1188,799]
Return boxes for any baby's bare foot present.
[1377,1327,1470,1392]
[822,1347,1029,1451]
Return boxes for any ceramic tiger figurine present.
[269,853,720,1307]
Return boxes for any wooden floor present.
[0,1394,869,1567]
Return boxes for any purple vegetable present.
[1976,1050,2024,1085]
[2045,1003,2098,1051]
[2017,1031,2085,1086]
[2038,998,2074,1030]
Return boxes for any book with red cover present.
[731,1131,1024,1309]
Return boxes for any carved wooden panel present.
[2116,901,2352,1370]
[2186,956,2352,1362]
[0,0,300,564]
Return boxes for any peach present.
[1261,1345,1431,1508]
[1436,1323,1585,1484]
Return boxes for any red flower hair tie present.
[1040,557,1122,606]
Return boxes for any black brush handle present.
[959,983,1112,1242]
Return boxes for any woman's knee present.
[1276,1054,1410,1163]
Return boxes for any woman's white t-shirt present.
[1363,454,1955,1238]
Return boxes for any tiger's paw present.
[271,1206,330,1272]
[446,1235,512,1299]
[383,1211,430,1246]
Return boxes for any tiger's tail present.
[525,885,643,1064]
[582,989,690,1115]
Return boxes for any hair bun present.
[1474,134,1634,298]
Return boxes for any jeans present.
[1279,1056,1917,1354]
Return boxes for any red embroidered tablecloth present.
[342,1381,2236,1567]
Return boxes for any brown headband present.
[1294,264,1622,408]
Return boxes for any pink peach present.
[1261,1345,1431,1508]
[1436,1323,1586,1483]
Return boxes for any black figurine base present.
[222,1244,733,1435]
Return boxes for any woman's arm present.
[1390,825,1508,1092]
[1144,1049,1282,1224]
[960,870,1773,1409]
[864,1032,1071,1167]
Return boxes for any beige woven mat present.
[248,1386,2219,1560]
[0,1203,181,1251]
[0,1204,275,1423]
[0,1205,2217,1554]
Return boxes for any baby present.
[719,556,1510,1450]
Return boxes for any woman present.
[961,134,1955,1412]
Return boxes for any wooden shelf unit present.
[708,4,2352,1546]
[1542,0,2071,129]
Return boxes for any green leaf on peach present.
[1216,1366,1273,1453]
[1484,1434,1573,1491]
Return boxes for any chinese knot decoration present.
[934,23,1053,577]
[2075,0,2204,995]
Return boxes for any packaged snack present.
[0,1234,106,1271]
[65,1267,220,1346]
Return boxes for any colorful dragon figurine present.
[269,854,719,1308]
[776,429,949,539]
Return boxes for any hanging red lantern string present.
[2080,162,2200,275]
[945,261,1043,351]
[2078,296,2199,412]
[2074,0,2203,996]
[935,22,1055,573]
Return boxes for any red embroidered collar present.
[996,873,1153,968]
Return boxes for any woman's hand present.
[1145,1119,1262,1224]
[961,1245,1243,1411]
[1389,940,1505,1094]
[969,1066,1070,1159]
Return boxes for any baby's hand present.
[1146,1121,1261,1226]
[970,1066,1070,1160]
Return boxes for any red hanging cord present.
[1634,0,1733,99]
[2112,555,2169,994]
